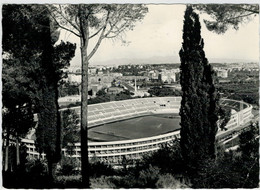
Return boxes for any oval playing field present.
[88,114,180,142]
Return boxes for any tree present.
[96,88,107,97]
[35,32,76,179]
[192,123,259,188]
[193,4,259,34]
[48,4,148,187]
[2,5,76,180]
[61,109,80,155]
[218,106,231,130]
[2,5,41,171]
[238,122,259,188]
[148,86,182,97]
[179,6,219,174]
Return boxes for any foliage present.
[89,161,115,178]
[115,90,133,101]
[113,65,148,76]
[3,4,76,180]
[140,141,183,175]
[88,95,111,105]
[237,122,259,188]
[148,86,182,97]
[216,81,259,106]
[96,88,107,96]
[48,4,148,51]
[238,122,259,160]
[61,109,80,150]
[90,176,117,189]
[218,106,231,130]
[55,175,81,188]
[179,6,219,172]
[2,105,34,140]
[25,158,48,176]
[112,165,161,188]
[2,4,44,172]
[156,173,190,188]
[191,123,259,188]
[58,82,79,97]
[57,157,81,176]
[138,165,161,188]
[194,4,259,34]
[193,152,243,188]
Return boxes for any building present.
[148,70,160,80]
[68,74,81,84]
[215,68,228,78]
[159,69,180,83]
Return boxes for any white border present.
[1,0,260,4]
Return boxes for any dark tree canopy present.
[2,4,76,178]
[193,4,259,34]
[179,6,219,173]
[61,109,80,149]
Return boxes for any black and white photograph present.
[2,1,259,188]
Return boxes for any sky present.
[59,5,259,66]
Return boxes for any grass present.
[88,114,180,142]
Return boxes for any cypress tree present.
[179,6,219,173]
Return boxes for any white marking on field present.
[156,124,162,129]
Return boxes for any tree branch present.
[87,11,110,60]
[49,12,81,37]
[58,5,81,33]
[88,27,104,39]
[237,6,259,14]
[223,12,256,22]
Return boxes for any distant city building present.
[89,67,97,74]
[110,73,123,78]
[159,69,180,83]
[148,70,160,80]
[215,68,228,78]
[68,74,81,84]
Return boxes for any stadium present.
[22,97,253,165]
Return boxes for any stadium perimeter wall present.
[22,97,253,165]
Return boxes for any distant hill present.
[90,56,180,66]
[89,56,258,66]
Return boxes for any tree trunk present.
[47,156,56,182]
[4,128,10,171]
[16,132,20,167]
[80,41,89,188]
[79,5,90,188]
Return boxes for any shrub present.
[89,161,115,177]
[138,165,160,188]
[57,157,81,176]
[25,158,48,176]
[90,176,116,189]
[156,173,190,188]
[55,175,81,188]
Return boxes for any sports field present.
[88,114,180,142]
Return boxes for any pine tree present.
[2,5,76,179]
[179,6,219,173]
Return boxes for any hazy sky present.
[60,5,259,66]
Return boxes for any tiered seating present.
[68,97,246,127]
[64,97,184,127]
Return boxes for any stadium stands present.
[23,97,253,165]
